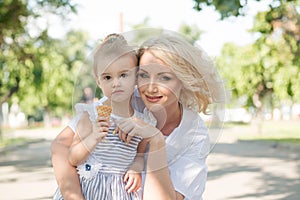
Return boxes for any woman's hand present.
[115,117,161,143]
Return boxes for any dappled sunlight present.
[204,141,300,200]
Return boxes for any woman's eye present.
[138,73,149,78]
[161,76,171,81]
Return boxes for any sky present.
[47,0,272,56]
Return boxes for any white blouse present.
[68,89,209,200]
[165,107,209,200]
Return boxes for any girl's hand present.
[91,116,110,142]
[116,117,161,143]
[124,170,142,193]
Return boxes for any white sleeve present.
[168,133,210,200]
[67,102,98,133]
[67,113,81,133]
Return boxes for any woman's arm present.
[116,118,184,199]
[143,133,184,200]
[50,126,84,200]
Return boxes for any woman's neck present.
[153,103,182,136]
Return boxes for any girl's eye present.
[103,76,111,80]
[120,73,128,78]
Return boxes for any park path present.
[0,126,299,200]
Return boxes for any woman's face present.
[137,51,183,111]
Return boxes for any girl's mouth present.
[112,90,124,95]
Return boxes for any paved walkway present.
[0,127,59,200]
[0,127,299,200]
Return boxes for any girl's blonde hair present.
[93,33,137,79]
[138,34,226,114]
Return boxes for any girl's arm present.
[50,126,84,200]
[68,112,109,166]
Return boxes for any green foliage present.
[0,137,31,148]
[217,38,299,109]
[0,0,93,119]
[226,121,300,145]
[210,0,300,113]
[178,23,202,43]
[193,0,249,19]
[192,0,299,19]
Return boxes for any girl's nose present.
[112,78,121,87]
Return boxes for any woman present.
[51,31,226,200]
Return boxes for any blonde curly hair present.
[138,34,226,114]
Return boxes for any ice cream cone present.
[96,105,112,117]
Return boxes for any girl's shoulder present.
[74,101,102,122]
[74,96,107,121]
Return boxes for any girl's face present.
[97,54,137,103]
[137,51,183,111]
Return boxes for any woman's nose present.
[146,81,158,93]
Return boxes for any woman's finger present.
[113,126,119,135]
[118,129,127,142]
[126,129,135,144]
[117,119,134,132]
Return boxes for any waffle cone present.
[96,105,112,117]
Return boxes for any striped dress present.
[53,101,156,200]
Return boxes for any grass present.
[0,125,48,149]
[223,120,300,145]
[0,137,31,149]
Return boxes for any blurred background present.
[1,0,299,142]
[1,1,300,199]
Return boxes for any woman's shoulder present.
[181,107,207,130]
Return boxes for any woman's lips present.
[145,95,162,103]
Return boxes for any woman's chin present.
[147,104,164,113]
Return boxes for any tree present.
[0,0,77,105]
[17,30,91,117]
[198,0,300,119]
[0,0,81,133]
[178,22,203,43]
[192,0,299,19]
[216,12,299,119]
